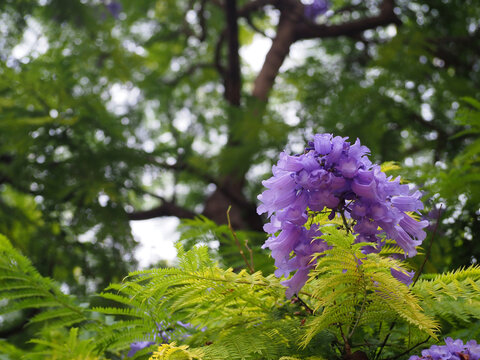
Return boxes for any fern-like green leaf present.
[93,245,305,359]
[0,234,87,331]
[301,227,438,347]
[413,265,480,325]
[26,328,104,360]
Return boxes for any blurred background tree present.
[0,0,478,344]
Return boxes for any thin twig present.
[198,0,208,41]
[340,210,351,234]
[244,239,255,273]
[339,324,352,356]
[162,62,214,86]
[348,284,367,338]
[245,13,273,39]
[227,206,254,273]
[295,295,314,314]
[376,205,443,359]
[375,322,396,360]
[388,336,431,360]
[412,205,444,287]
[299,290,313,298]
[332,339,343,357]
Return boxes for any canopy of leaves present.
[0,0,479,351]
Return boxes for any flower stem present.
[227,206,254,274]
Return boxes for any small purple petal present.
[390,268,415,286]
[128,341,155,357]
[304,0,330,20]
[313,133,332,154]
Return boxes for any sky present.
[130,217,180,267]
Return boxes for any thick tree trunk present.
[203,2,302,230]
[203,0,264,231]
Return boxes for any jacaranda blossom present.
[409,338,480,360]
[257,134,428,297]
[304,0,329,19]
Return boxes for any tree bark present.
[203,0,264,231]
[252,4,301,101]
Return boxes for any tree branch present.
[252,3,301,100]
[162,62,215,86]
[127,199,197,221]
[152,159,256,212]
[394,105,447,136]
[245,13,273,39]
[249,0,400,101]
[295,0,401,40]
[411,205,443,287]
[388,336,431,360]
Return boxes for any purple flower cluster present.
[409,338,480,360]
[304,0,329,20]
[257,134,428,296]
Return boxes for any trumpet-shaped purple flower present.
[257,134,428,296]
[409,338,480,360]
[390,268,415,286]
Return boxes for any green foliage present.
[1,228,480,359]
[149,343,202,360]
[0,0,478,326]
[414,266,480,327]
[435,97,480,204]
[0,185,45,251]
[27,328,104,360]
[0,234,86,330]
[401,98,480,274]
[0,0,479,358]
[286,0,480,275]
[302,227,438,347]
[0,339,25,360]
[178,215,274,274]
[0,234,109,359]
[94,244,296,359]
